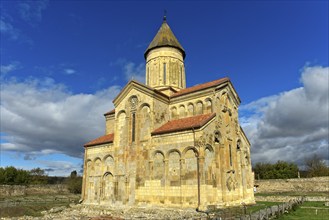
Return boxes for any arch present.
[152,149,165,159]
[184,148,198,203]
[204,146,215,185]
[94,158,102,176]
[117,111,127,147]
[187,103,194,116]
[182,146,199,158]
[93,157,102,163]
[103,154,114,162]
[153,151,165,180]
[116,110,126,119]
[86,159,93,166]
[102,172,114,202]
[179,105,186,117]
[237,139,242,150]
[204,98,212,114]
[85,160,93,201]
[104,155,114,172]
[139,102,151,110]
[166,148,181,159]
[214,130,222,144]
[171,106,178,119]
[205,144,214,153]
[140,105,151,140]
[168,150,181,187]
[103,171,113,177]
[196,101,203,115]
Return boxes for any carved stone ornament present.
[155,111,166,123]
[226,175,237,191]
[196,132,213,148]
[130,96,138,110]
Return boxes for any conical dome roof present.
[144,17,185,59]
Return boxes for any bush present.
[66,171,82,194]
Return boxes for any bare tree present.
[304,154,329,177]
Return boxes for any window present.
[229,145,232,166]
[163,63,166,85]
[147,67,150,85]
[237,140,241,150]
[132,113,136,142]
[180,66,183,87]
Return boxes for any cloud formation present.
[63,68,76,75]
[240,66,329,166]
[0,62,21,75]
[122,62,145,83]
[18,0,49,26]
[0,18,20,40]
[1,77,121,159]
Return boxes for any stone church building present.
[82,17,255,209]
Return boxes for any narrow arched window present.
[180,66,183,87]
[229,145,232,166]
[163,63,166,85]
[132,113,136,142]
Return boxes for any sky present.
[1,0,328,176]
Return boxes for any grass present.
[276,201,329,220]
[0,194,80,218]
[246,201,283,213]
[255,191,329,197]
[0,204,68,217]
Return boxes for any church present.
[81,16,255,209]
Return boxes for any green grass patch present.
[300,201,329,208]
[0,203,69,217]
[246,201,283,213]
[0,194,80,218]
[276,201,329,220]
[255,191,329,197]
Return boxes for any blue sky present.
[1,0,328,176]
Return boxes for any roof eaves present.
[151,113,216,136]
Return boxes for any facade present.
[82,17,255,209]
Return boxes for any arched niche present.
[140,104,151,140]
[168,150,181,186]
[102,172,114,202]
[179,105,186,117]
[153,151,165,180]
[187,103,194,117]
[204,98,212,114]
[196,101,203,115]
[171,106,178,119]
[117,111,127,147]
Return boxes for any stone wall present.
[0,184,69,197]
[255,177,329,193]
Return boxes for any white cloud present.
[0,77,121,159]
[18,0,48,25]
[123,62,145,83]
[239,66,329,167]
[64,68,76,75]
[0,62,20,75]
[0,19,20,40]
[37,160,81,176]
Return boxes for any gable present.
[112,80,169,107]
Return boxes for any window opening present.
[229,145,232,166]
[163,63,166,85]
[132,113,136,142]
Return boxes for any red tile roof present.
[152,113,216,135]
[171,77,230,98]
[84,133,114,147]
[104,109,115,116]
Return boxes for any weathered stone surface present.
[82,18,255,209]
[0,205,208,220]
[255,177,329,193]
